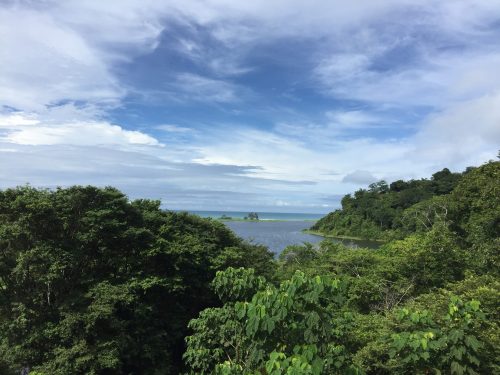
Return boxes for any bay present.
[181,210,380,254]
[222,220,380,254]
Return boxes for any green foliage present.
[388,297,485,374]
[311,168,464,240]
[277,243,320,278]
[278,241,410,313]
[0,186,274,374]
[406,276,500,374]
[186,268,495,375]
[185,268,361,374]
[386,222,467,292]
[447,161,500,273]
[399,195,450,233]
[212,267,267,303]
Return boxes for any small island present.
[243,212,259,221]
[218,212,260,221]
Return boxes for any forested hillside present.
[310,167,465,240]
[0,161,498,374]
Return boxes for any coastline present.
[302,229,386,243]
[182,210,325,222]
[216,218,318,223]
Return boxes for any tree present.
[368,181,389,194]
[246,212,259,220]
[185,268,361,374]
[431,168,462,195]
[447,161,500,274]
[387,297,484,374]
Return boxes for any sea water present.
[181,211,379,254]
[223,220,323,254]
[189,210,325,221]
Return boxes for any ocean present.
[187,210,325,221]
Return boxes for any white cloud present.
[0,139,323,211]
[3,0,498,110]
[156,124,193,133]
[0,8,121,110]
[0,112,160,147]
[309,1,500,108]
[168,0,424,41]
[171,73,242,103]
[3,122,160,147]
[186,93,499,194]
[342,170,377,185]
[0,113,40,127]
[411,92,500,169]
[192,125,409,186]
[315,48,500,107]
[315,53,371,86]
[325,110,383,130]
[274,109,393,145]
[0,1,169,110]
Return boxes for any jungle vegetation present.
[0,160,498,374]
[310,167,464,241]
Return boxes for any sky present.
[1,0,499,213]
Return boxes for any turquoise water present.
[187,210,325,221]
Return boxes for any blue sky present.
[1,0,499,213]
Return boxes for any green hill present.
[311,166,470,240]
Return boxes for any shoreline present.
[216,218,318,223]
[302,229,386,243]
